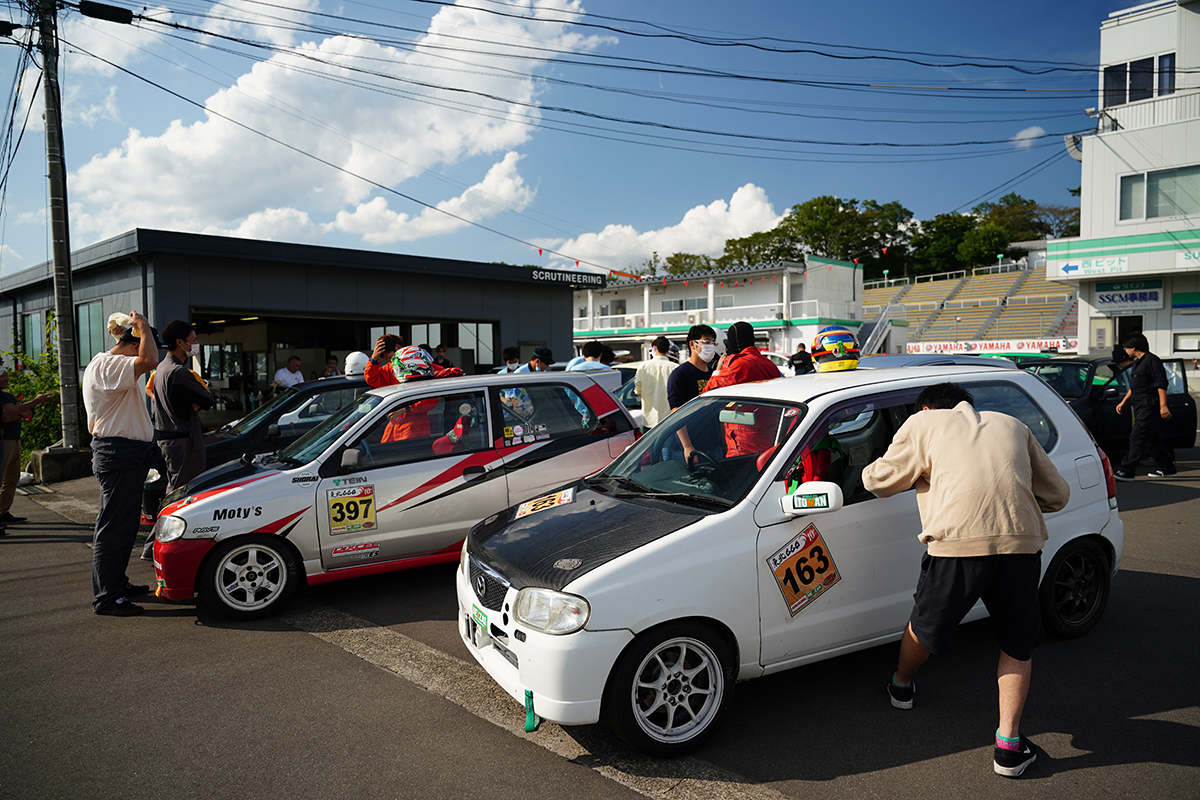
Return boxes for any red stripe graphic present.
[376,451,506,514]
[160,474,272,516]
[581,383,619,415]
[253,507,310,535]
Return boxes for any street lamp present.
[883,269,889,286]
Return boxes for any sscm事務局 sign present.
[1094,280,1164,312]
[530,269,605,288]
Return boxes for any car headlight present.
[153,515,186,543]
[513,588,590,635]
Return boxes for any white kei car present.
[457,366,1123,755]
[152,371,638,620]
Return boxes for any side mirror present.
[341,448,361,469]
[266,423,281,439]
[1102,386,1119,399]
[779,481,844,517]
[302,402,321,418]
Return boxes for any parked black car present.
[1022,353,1196,455]
[143,376,369,517]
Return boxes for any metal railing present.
[863,304,908,321]
[1106,89,1200,132]
[1005,293,1073,305]
[944,297,1002,309]
[914,270,965,283]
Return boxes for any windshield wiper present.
[613,490,733,508]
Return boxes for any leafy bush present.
[4,314,62,467]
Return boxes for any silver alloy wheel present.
[629,636,725,744]
[213,542,288,612]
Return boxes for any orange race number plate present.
[766,522,841,616]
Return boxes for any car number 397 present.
[331,498,372,522]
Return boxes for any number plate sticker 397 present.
[767,522,841,616]
[327,485,376,535]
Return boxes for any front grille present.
[469,557,509,611]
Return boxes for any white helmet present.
[344,351,370,377]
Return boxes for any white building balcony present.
[1104,89,1200,132]
[573,299,859,333]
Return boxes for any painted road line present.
[280,599,789,800]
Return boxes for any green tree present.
[718,227,803,268]
[664,252,714,275]
[909,213,978,275]
[5,312,62,466]
[773,196,913,280]
[1036,204,1080,238]
[957,222,1011,268]
[972,193,1051,243]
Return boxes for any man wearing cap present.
[0,366,53,529]
[703,321,780,392]
[515,346,554,372]
[83,312,159,617]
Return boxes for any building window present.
[76,300,105,365]
[1103,53,1175,107]
[685,297,707,310]
[661,299,684,312]
[457,322,495,366]
[1120,164,1200,221]
[715,295,735,309]
[22,311,43,359]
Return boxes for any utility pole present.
[36,0,80,449]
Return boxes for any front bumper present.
[154,538,217,601]
[455,565,632,726]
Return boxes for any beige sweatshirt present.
[862,401,1070,557]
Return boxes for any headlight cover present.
[153,515,187,543]
[514,588,590,635]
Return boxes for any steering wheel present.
[687,450,731,494]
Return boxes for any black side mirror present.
[266,423,281,439]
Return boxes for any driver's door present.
[315,389,507,568]
[756,393,924,668]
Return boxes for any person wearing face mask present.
[145,319,214,560]
[663,325,719,462]
[514,346,555,373]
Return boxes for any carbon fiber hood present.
[469,481,703,592]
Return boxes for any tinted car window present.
[351,391,489,469]
[1026,363,1089,398]
[498,384,595,446]
[970,382,1058,451]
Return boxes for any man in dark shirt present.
[0,367,53,529]
[788,342,815,375]
[1114,333,1175,480]
[663,324,720,462]
[145,320,214,558]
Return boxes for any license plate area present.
[465,604,517,668]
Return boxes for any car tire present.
[604,622,734,757]
[200,534,300,621]
[1040,537,1110,639]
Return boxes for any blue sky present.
[0,0,1112,276]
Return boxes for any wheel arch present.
[193,531,308,596]
[600,615,741,714]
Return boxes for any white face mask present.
[698,343,718,361]
[181,342,197,358]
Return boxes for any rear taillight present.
[1098,447,1116,500]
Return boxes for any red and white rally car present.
[152,371,637,619]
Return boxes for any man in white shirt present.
[634,337,677,430]
[274,356,304,387]
[83,311,159,617]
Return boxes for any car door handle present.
[463,465,487,479]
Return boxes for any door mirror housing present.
[340,448,361,469]
[779,481,844,517]
[266,423,281,439]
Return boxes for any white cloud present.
[0,244,27,274]
[67,0,609,246]
[62,9,174,77]
[199,0,319,49]
[537,184,782,270]
[332,152,534,243]
[1011,126,1045,150]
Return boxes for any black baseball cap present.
[532,346,555,364]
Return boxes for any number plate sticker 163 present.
[327,485,376,535]
[767,522,841,616]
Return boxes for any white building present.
[1048,0,1200,356]
[572,257,907,360]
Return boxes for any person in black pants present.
[788,342,815,375]
[82,312,160,616]
[1114,333,1175,481]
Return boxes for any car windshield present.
[223,387,309,435]
[278,394,383,465]
[592,396,806,507]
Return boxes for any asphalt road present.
[2,454,1197,800]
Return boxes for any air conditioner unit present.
[625,316,636,328]
[687,313,697,324]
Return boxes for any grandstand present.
[898,274,964,334]
[861,282,909,323]
[921,269,1025,340]
[983,265,1075,339]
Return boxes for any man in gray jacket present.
[863,382,1069,778]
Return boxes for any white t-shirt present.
[274,366,305,387]
[83,352,153,441]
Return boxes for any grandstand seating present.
[982,265,1075,339]
[899,276,963,333]
[862,283,909,322]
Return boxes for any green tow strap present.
[524,690,541,732]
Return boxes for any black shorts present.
[909,552,1044,661]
